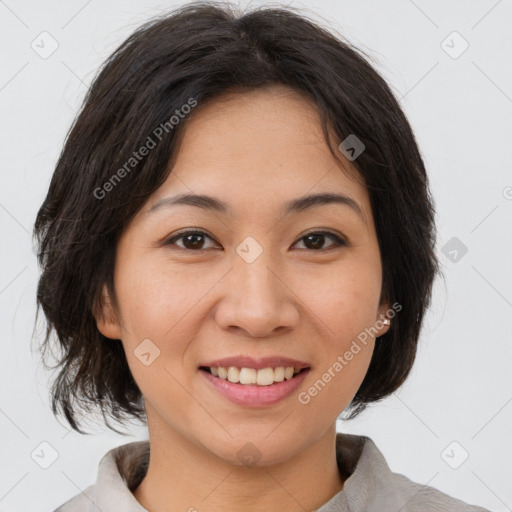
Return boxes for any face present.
[96,85,390,465]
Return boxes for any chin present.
[203,432,309,468]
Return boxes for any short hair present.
[33,1,442,434]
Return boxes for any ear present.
[375,301,392,338]
[93,283,122,340]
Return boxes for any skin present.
[95,84,390,512]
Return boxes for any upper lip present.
[200,356,311,370]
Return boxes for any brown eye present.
[293,231,346,251]
[166,230,218,250]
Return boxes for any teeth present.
[273,366,285,382]
[207,366,305,385]
[239,367,257,384]
[227,366,240,383]
[256,367,274,386]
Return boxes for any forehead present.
[148,86,370,217]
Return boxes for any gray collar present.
[57,433,489,512]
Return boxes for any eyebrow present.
[148,192,366,223]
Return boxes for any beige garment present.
[54,433,492,512]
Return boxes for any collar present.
[84,433,373,512]
[65,433,485,512]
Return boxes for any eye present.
[164,229,346,252]
[165,229,219,250]
[292,230,346,251]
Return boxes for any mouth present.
[199,364,311,407]
[199,365,310,386]
[198,356,312,406]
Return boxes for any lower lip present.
[200,368,310,407]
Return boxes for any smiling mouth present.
[199,366,310,386]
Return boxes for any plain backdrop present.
[0,0,511,511]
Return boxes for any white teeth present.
[239,367,257,384]
[207,366,305,385]
[227,366,240,383]
[256,367,274,386]
[273,366,285,382]
[284,367,295,380]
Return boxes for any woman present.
[34,2,491,511]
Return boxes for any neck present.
[133,422,344,512]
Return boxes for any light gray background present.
[1,1,511,511]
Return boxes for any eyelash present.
[164,229,347,252]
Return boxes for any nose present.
[214,249,300,338]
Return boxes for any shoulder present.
[380,471,492,512]
[51,440,150,512]
[52,485,95,511]
[337,433,492,512]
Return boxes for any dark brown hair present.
[33,1,441,434]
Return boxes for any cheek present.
[304,262,382,341]
[112,259,223,395]
[290,264,378,415]
[297,295,376,422]
[114,257,214,341]
[297,345,374,425]
[113,260,197,406]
